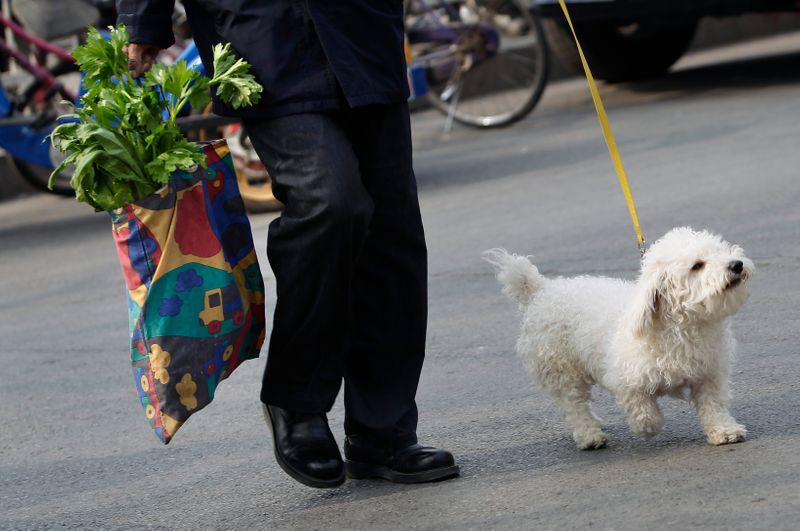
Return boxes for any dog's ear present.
[629,268,662,338]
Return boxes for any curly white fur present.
[485,227,754,450]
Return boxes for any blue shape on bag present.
[158,295,183,317]
[125,219,159,287]
[204,162,253,268]
[175,268,203,292]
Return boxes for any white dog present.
[485,227,753,450]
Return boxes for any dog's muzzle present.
[725,261,746,290]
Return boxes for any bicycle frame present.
[0,14,77,102]
[405,0,500,87]
[0,13,80,168]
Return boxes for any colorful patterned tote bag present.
[109,140,266,443]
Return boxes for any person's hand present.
[123,43,162,78]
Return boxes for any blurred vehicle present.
[0,1,282,212]
[0,0,117,195]
[8,0,115,42]
[0,3,82,195]
[536,0,800,82]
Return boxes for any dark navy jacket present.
[117,0,409,118]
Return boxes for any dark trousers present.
[243,102,427,446]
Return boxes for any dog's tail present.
[483,248,546,307]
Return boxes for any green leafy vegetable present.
[49,25,263,211]
[211,43,263,110]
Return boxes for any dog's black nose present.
[729,260,744,274]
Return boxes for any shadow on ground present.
[624,50,800,95]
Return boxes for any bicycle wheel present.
[12,61,80,196]
[14,149,74,196]
[406,0,549,128]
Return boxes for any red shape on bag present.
[174,185,222,257]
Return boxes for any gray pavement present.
[1,35,799,529]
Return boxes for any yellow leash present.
[556,0,646,255]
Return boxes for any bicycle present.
[405,0,549,129]
[0,10,82,195]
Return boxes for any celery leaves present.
[49,25,263,211]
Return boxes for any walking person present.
[118,0,459,488]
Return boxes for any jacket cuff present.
[117,13,175,49]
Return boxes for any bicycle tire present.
[13,157,74,196]
[12,62,80,196]
[408,0,549,128]
[543,18,697,83]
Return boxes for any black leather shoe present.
[344,437,460,484]
[263,404,345,488]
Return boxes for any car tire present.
[544,18,697,82]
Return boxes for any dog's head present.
[629,227,754,337]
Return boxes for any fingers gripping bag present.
[110,140,266,443]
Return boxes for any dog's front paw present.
[706,424,747,445]
[574,429,609,451]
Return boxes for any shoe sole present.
[263,404,346,489]
[345,459,460,484]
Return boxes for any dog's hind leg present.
[541,371,609,450]
[554,387,609,450]
[617,389,664,439]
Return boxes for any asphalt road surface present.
[1,35,799,529]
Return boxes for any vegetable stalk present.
[49,25,263,211]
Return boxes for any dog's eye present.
[691,261,705,271]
